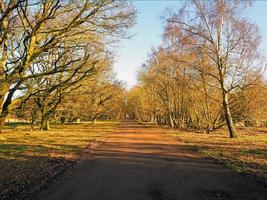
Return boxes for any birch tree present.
[165,0,265,137]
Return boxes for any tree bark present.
[222,92,237,138]
[60,117,65,124]
[117,109,121,120]
[40,117,51,130]
[0,83,10,132]
[0,116,6,133]
[91,118,96,124]
[169,113,175,128]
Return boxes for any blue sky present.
[113,1,267,88]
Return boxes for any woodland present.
[1,1,267,199]
[1,0,266,138]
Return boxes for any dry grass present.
[166,127,267,181]
[0,122,117,200]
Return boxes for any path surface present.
[37,121,267,200]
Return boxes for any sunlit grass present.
[1,124,113,159]
[0,122,117,200]
[166,128,267,180]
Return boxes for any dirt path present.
[37,121,267,200]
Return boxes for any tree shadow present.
[0,152,76,200]
[36,127,267,200]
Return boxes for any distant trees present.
[59,68,126,124]
[15,64,127,130]
[0,0,135,131]
[2,0,266,138]
[130,0,266,138]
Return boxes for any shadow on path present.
[37,120,267,200]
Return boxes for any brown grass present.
[0,122,117,200]
[165,127,267,181]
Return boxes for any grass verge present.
[0,122,118,200]
[165,127,267,183]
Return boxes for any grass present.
[0,122,118,200]
[165,127,267,181]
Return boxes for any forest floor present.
[0,122,117,200]
[35,121,266,200]
[165,126,267,183]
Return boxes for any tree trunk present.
[60,117,65,124]
[40,117,51,130]
[222,92,237,138]
[0,116,6,133]
[169,113,175,128]
[91,118,96,124]
[152,116,155,124]
[91,114,98,124]
[135,110,142,122]
[205,126,211,134]
[117,109,121,120]
[0,83,11,133]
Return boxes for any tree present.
[55,70,126,124]
[165,0,265,137]
[128,1,266,137]
[0,0,135,131]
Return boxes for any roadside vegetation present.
[0,0,267,198]
[127,0,267,138]
[166,127,267,182]
[0,122,117,200]
[124,0,267,182]
[0,1,134,198]
[0,0,135,131]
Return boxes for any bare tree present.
[0,0,135,131]
[165,0,265,137]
